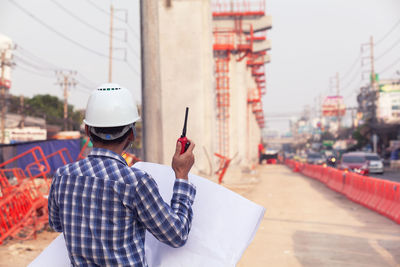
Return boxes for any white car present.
[365,153,384,174]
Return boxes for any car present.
[338,152,384,175]
[306,152,326,165]
[364,153,384,174]
[339,152,369,175]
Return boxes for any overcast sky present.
[1,0,400,133]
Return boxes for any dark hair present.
[90,125,132,145]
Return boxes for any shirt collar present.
[88,147,128,166]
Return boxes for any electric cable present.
[375,17,400,46]
[14,63,55,78]
[50,0,125,42]
[340,53,361,82]
[9,0,123,60]
[379,57,400,74]
[375,35,400,61]
[85,0,140,41]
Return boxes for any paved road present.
[370,168,400,183]
[237,164,400,267]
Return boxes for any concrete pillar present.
[141,1,164,163]
[158,0,214,175]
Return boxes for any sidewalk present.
[234,164,400,267]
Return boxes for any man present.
[48,83,196,266]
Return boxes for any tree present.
[8,94,83,130]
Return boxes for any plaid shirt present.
[48,148,196,267]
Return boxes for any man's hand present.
[172,140,195,180]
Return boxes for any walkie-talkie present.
[178,107,190,154]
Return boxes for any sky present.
[264,0,400,132]
[1,0,400,133]
[0,0,141,109]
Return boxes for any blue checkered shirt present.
[48,148,196,267]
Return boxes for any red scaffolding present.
[213,0,268,182]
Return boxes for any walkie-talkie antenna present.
[181,107,189,138]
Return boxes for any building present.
[0,33,14,144]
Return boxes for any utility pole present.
[369,36,379,122]
[108,4,114,82]
[1,50,6,144]
[336,72,341,136]
[56,71,77,131]
[19,95,24,128]
[140,1,164,163]
[0,48,13,144]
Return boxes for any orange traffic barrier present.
[215,153,232,184]
[0,181,48,244]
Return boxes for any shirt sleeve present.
[48,175,63,232]
[133,174,196,248]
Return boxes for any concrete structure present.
[156,0,215,175]
[141,0,271,179]
[212,0,272,181]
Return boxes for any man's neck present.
[93,142,125,155]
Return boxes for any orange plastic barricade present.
[388,184,400,223]
[356,176,367,205]
[0,146,51,243]
[331,169,345,193]
[77,137,91,160]
[293,162,300,173]
[366,179,381,210]
[358,178,372,207]
[346,174,360,202]
[386,184,399,219]
[358,177,371,205]
[214,153,232,184]
[376,181,395,215]
[0,181,48,244]
[342,172,353,197]
[0,147,50,182]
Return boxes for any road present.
[371,168,400,183]
[237,164,400,267]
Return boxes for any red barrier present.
[0,181,48,244]
[214,153,232,184]
[376,181,395,215]
[388,184,400,222]
[285,160,400,225]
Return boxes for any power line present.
[380,56,400,74]
[125,60,140,76]
[16,45,99,87]
[13,54,55,71]
[14,63,54,78]
[9,0,123,59]
[85,0,140,41]
[375,35,400,61]
[340,53,361,83]
[341,64,362,92]
[17,45,61,70]
[50,0,125,42]
[375,17,400,46]
[127,42,141,61]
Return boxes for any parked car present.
[338,152,384,175]
[339,152,369,175]
[306,152,326,165]
[364,153,384,174]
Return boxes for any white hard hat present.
[84,83,140,127]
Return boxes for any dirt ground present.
[0,229,59,267]
[1,164,400,266]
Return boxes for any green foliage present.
[352,126,369,149]
[8,94,83,130]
